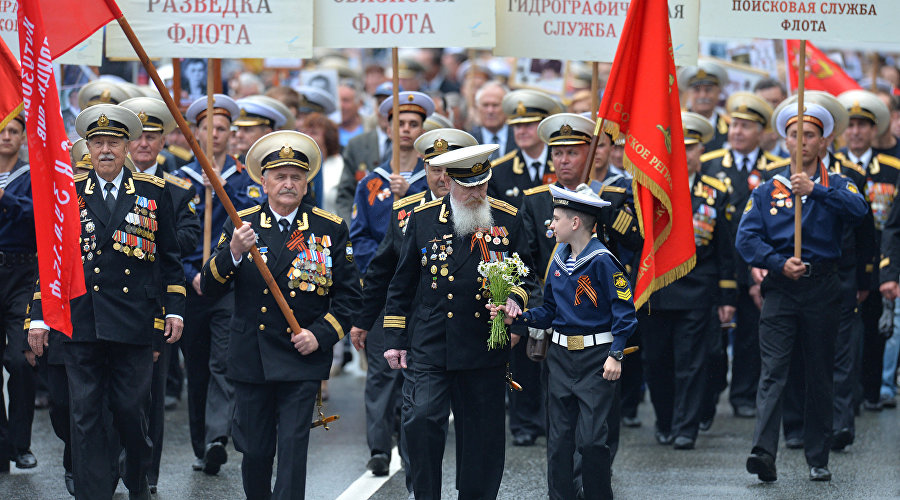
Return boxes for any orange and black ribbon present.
[366,178,383,206]
[470,231,489,262]
[574,275,598,307]
[286,231,307,252]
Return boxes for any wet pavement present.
[2,361,899,499]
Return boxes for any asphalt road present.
[2,357,899,500]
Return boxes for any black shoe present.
[622,416,642,428]
[203,442,227,475]
[367,452,390,476]
[0,458,9,473]
[746,453,777,482]
[673,436,695,450]
[149,483,157,494]
[655,431,674,445]
[699,418,713,431]
[785,438,804,449]
[863,400,883,412]
[14,450,37,469]
[733,406,756,418]
[64,471,75,496]
[164,395,178,411]
[809,467,831,481]
[512,434,536,446]
[129,479,151,500]
[191,457,205,471]
[576,486,585,499]
[831,428,853,451]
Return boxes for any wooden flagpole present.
[391,47,400,175]
[590,62,599,120]
[793,40,807,259]
[202,61,214,262]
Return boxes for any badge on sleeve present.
[613,271,632,301]
[346,241,354,263]
[743,198,753,214]
[847,182,859,194]
[217,231,226,246]
[247,185,261,198]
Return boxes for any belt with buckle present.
[801,261,838,278]
[0,251,37,267]
[552,331,613,351]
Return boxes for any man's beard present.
[449,195,493,238]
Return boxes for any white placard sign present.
[314,0,495,49]
[0,1,103,65]
[700,1,900,43]
[494,0,699,66]
[105,0,313,59]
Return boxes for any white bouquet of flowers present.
[477,252,529,350]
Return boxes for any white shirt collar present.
[376,127,389,156]
[847,148,873,167]
[732,149,759,171]
[138,164,158,177]
[484,124,508,146]
[99,167,125,192]
[270,206,299,227]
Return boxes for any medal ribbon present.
[574,275,598,307]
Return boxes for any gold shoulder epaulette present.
[156,153,167,165]
[493,149,517,165]
[489,197,518,216]
[414,198,443,213]
[877,154,900,170]
[762,157,791,171]
[599,185,627,194]
[762,150,783,163]
[237,205,261,218]
[523,184,550,196]
[132,171,165,188]
[837,156,866,176]
[167,144,193,161]
[163,172,192,190]
[393,191,426,210]
[74,172,89,183]
[312,206,343,225]
[701,175,727,192]
[700,148,728,163]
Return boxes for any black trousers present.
[860,292,886,404]
[403,364,506,500]
[700,307,728,424]
[363,317,404,456]
[752,271,838,468]
[641,307,710,440]
[65,341,153,499]
[618,328,643,420]
[43,357,72,473]
[730,285,761,410]
[508,334,546,439]
[148,341,172,484]
[232,379,318,500]
[546,343,614,500]
[0,263,37,459]
[166,341,183,399]
[182,290,234,458]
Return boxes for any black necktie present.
[742,157,750,173]
[858,160,864,168]
[490,135,500,160]
[531,161,542,183]
[104,183,116,215]
[381,138,392,164]
[279,219,290,233]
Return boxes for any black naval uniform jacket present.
[356,190,437,331]
[487,149,555,207]
[382,196,535,371]
[30,169,186,345]
[201,203,361,383]
[159,170,202,255]
[649,174,736,311]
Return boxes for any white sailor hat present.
[549,183,610,216]
[185,94,240,126]
[456,60,494,82]
[678,60,729,88]
[726,91,774,129]
[234,98,287,130]
[70,139,92,169]
[414,129,479,161]
[75,104,143,141]
[681,112,715,145]
[503,89,564,126]
[378,91,435,120]
[77,80,131,110]
[245,130,322,185]
[424,113,453,132]
[397,58,425,79]
[837,89,891,136]
[428,143,497,187]
[295,86,336,115]
[775,102,834,138]
[374,82,402,98]
[772,91,848,138]
[538,113,594,146]
[119,97,176,135]
[240,95,296,130]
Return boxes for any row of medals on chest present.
[286,233,333,296]
[80,203,157,262]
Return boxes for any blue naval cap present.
[234,98,287,129]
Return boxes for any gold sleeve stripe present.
[154,318,165,330]
[167,285,187,295]
[209,258,227,284]
[880,258,890,269]
[865,264,874,273]
[23,319,31,330]
[383,315,406,329]
[612,211,633,234]
[616,289,633,301]
[324,313,344,340]
[510,286,528,308]
[33,292,41,301]
[718,280,738,289]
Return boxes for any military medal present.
[785,199,793,208]
[431,265,438,274]
[440,267,449,277]
[502,237,509,245]
[85,221,95,233]
[446,246,453,255]
[770,207,778,215]
[776,199,784,207]
[475,231,483,239]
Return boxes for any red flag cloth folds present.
[19,0,87,336]
[596,0,696,310]
[786,39,861,95]
[0,38,22,130]
[40,0,122,58]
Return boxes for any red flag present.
[0,38,23,130]
[786,40,861,95]
[19,0,86,335]
[40,0,122,58]
[597,0,695,309]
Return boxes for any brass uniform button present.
[93,285,99,291]
[287,328,292,334]
[290,291,296,297]
[475,294,481,300]
[259,324,265,331]
[447,312,453,318]
[475,312,481,318]
[448,276,454,282]
[93,267,100,274]
[123,287,128,293]
[261,307,267,313]
[124,269,131,275]
[263,289,269,295]
[96,250,101,255]
[447,293,453,300]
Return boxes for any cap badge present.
[99,89,112,103]
[560,124,573,135]
[98,114,110,127]
[472,162,484,174]
[138,111,148,124]
[240,108,248,117]
[434,138,448,153]
[279,145,294,159]
[738,104,747,113]
[696,69,708,80]
[850,101,864,115]
[407,95,415,102]
[516,102,526,116]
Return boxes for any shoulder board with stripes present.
[700,148,728,163]
[74,172,89,183]
[762,157,791,171]
[836,156,866,176]
[132,171,165,188]
[762,150,783,163]
[493,149,518,165]
[163,172,193,190]
[312,206,343,225]
[393,191,426,210]
[237,205,261,218]
[877,154,900,170]
[156,153,167,165]
[167,144,193,161]
[413,198,443,213]
[700,175,727,192]
[600,185,626,194]
[523,184,550,196]
[489,197,517,216]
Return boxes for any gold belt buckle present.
[567,334,584,351]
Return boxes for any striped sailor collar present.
[374,159,427,185]
[552,237,613,276]
[181,156,239,184]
